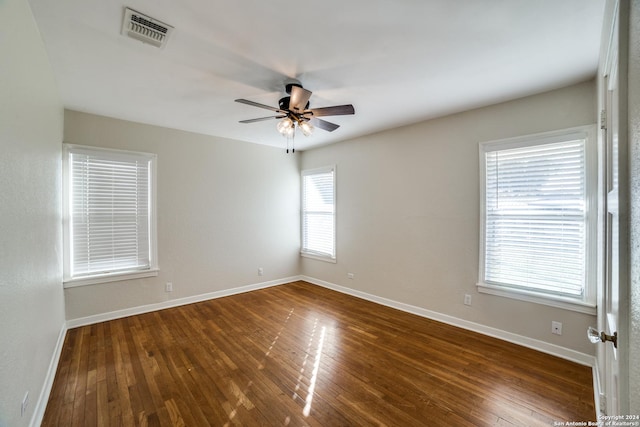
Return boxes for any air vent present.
[121,7,173,49]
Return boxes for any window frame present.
[300,165,337,263]
[62,144,158,287]
[477,125,597,314]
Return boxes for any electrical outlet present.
[464,294,472,306]
[258,267,263,276]
[21,391,29,417]
[552,321,563,335]
[347,272,355,279]
[165,282,173,292]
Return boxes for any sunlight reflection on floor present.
[259,307,294,370]
[289,314,332,418]
[225,307,296,427]
[303,325,326,417]
[293,318,319,402]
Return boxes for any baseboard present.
[30,322,67,427]
[300,275,597,368]
[66,276,302,328]
[592,361,604,417]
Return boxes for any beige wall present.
[63,111,301,320]
[300,80,598,355]
[0,0,65,426]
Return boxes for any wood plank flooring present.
[43,281,595,426]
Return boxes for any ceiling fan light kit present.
[235,81,355,153]
[276,117,294,136]
[299,121,314,137]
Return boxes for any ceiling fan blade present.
[239,115,285,124]
[289,86,312,113]
[235,98,282,113]
[306,104,355,117]
[310,117,340,132]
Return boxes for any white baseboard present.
[592,361,604,417]
[301,275,597,368]
[66,276,301,329]
[30,322,67,427]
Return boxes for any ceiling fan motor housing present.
[279,96,309,111]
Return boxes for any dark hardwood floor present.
[43,281,595,426]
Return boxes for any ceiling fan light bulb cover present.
[300,121,314,136]
[277,117,294,135]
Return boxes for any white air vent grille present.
[121,8,173,48]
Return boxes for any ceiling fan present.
[235,80,355,152]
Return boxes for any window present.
[301,166,336,262]
[63,144,158,287]
[478,126,596,313]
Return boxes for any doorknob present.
[587,326,618,348]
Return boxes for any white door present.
[603,48,620,415]
[599,3,625,414]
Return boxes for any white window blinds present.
[302,167,336,260]
[66,145,156,279]
[482,138,587,298]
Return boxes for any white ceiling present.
[28,0,606,151]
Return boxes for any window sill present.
[301,252,337,264]
[476,282,596,315]
[64,269,159,288]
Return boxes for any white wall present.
[0,0,65,426]
[628,0,640,414]
[300,80,598,355]
[63,111,301,320]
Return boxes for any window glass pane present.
[302,168,335,259]
[483,138,587,298]
[66,146,155,279]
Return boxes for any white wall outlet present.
[165,282,173,292]
[21,391,29,417]
[347,272,355,279]
[464,294,472,306]
[552,321,563,335]
[258,267,263,276]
